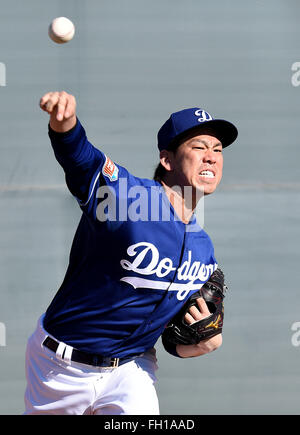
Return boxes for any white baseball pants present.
[24,315,160,415]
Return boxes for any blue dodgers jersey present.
[43,119,218,358]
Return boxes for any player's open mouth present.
[199,170,215,179]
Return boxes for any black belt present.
[43,336,135,368]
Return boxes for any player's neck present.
[160,180,198,224]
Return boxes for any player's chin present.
[203,184,218,196]
[196,180,220,196]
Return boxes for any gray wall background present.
[0,0,300,415]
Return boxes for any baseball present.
[48,17,75,44]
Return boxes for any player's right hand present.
[39,91,77,133]
[184,297,211,325]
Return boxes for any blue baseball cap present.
[157,108,238,151]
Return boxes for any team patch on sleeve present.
[102,155,119,182]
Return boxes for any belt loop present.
[41,335,49,349]
[63,345,73,364]
[56,342,66,361]
[112,358,120,368]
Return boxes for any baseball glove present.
[162,268,227,346]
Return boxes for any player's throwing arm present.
[40,91,77,132]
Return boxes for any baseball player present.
[24,91,238,415]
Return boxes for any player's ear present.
[160,150,174,172]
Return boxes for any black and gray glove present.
[162,268,227,346]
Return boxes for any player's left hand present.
[161,268,227,358]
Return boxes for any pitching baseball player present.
[24,91,238,415]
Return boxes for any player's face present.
[170,134,223,195]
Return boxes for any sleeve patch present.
[102,155,119,182]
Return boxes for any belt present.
[42,336,136,368]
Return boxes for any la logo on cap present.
[194,109,212,123]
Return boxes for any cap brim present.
[168,119,238,149]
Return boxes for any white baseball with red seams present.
[48,17,75,44]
